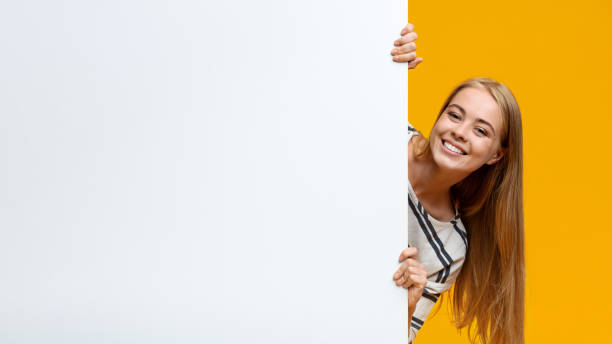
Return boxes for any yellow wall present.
[408,0,612,342]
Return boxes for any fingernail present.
[401,30,407,35]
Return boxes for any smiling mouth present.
[442,140,467,155]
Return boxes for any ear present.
[485,148,505,165]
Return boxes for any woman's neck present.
[408,150,467,219]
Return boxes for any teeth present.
[443,141,464,155]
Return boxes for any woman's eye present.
[448,112,460,120]
[476,128,488,136]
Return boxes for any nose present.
[451,123,469,142]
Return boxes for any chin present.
[433,154,461,172]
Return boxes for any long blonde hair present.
[413,77,525,344]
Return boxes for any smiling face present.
[429,86,506,174]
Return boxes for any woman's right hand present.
[391,23,423,69]
[393,247,428,315]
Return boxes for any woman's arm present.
[408,291,418,343]
[393,247,427,341]
[391,23,423,69]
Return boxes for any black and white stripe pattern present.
[452,219,468,247]
[407,123,468,343]
[411,316,424,330]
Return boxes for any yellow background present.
[407,0,612,342]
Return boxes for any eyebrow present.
[447,103,496,136]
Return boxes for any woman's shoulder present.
[407,122,422,149]
[408,121,419,134]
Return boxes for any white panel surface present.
[0,1,408,342]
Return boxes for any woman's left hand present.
[391,23,423,69]
[394,247,428,314]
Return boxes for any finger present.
[401,23,415,35]
[394,32,418,46]
[393,264,408,280]
[402,274,417,289]
[408,57,423,69]
[418,274,428,287]
[390,42,416,56]
[404,265,418,279]
[394,258,421,281]
[393,52,417,63]
[405,270,429,289]
[399,247,418,262]
[393,263,408,280]
[411,278,427,291]
[394,261,415,280]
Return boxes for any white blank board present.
[0,1,408,342]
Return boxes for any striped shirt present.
[407,123,468,343]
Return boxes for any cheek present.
[433,118,450,131]
[476,141,500,160]
[430,123,448,139]
[467,139,493,158]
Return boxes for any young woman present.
[390,24,525,344]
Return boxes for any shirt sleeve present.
[408,256,465,343]
[408,121,417,133]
